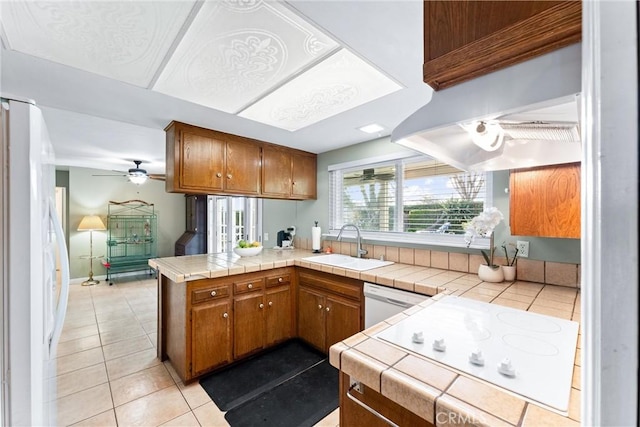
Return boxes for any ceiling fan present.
[343,168,396,183]
[93,160,165,185]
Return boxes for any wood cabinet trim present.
[423,1,582,90]
[298,269,363,301]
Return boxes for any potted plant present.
[501,242,519,282]
[464,207,504,282]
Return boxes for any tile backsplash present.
[294,237,580,289]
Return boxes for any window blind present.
[329,156,486,239]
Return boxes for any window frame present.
[207,196,263,254]
[327,154,492,249]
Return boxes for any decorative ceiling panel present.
[238,48,403,131]
[152,0,338,114]
[0,1,196,87]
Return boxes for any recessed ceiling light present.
[359,124,384,134]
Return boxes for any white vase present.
[503,265,516,282]
[478,264,504,283]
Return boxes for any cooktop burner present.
[375,295,579,413]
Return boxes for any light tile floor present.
[55,275,340,426]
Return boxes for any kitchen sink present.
[301,254,394,271]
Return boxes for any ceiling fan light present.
[129,172,148,185]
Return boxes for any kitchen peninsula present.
[150,248,581,426]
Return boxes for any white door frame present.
[582,1,638,425]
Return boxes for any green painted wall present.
[67,167,185,280]
[263,136,580,263]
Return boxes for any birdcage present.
[104,200,157,285]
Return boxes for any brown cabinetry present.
[160,267,295,382]
[297,269,363,353]
[291,151,317,199]
[166,122,260,196]
[260,145,317,200]
[165,121,317,199]
[233,274,293,358]
[423,1,581,90]
[339,372,434,427]
[509,162,580,238]
[191,300,231,376]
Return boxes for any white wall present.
[67,167,185,280]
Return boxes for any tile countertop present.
[150,249,581,426]
[330,289,581,427]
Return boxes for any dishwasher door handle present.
[384,297,413,308]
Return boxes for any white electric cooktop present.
[376,295,579,413]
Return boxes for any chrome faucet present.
[337,223,368,258]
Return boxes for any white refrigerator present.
[1,96,70,426]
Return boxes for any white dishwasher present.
[364,282,429,328]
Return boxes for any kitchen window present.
[207,196,262,253]
[329,154,491,247]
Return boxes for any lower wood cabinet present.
[159,266,360,383]
[339,372,434,427]
[159,267,295,382]
[233,286,265,359]
[297,269,363,353]
[265,285,292,346]
[191,300,231,376]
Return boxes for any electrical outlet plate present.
[516,240,530,258]
[264,232,269,241]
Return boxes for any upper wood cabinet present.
[262,146,317,200]
[509,162,580,239]
[165,121,316,199]
[291,151,317,199]
[423,1,582,90]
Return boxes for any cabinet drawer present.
[234,278,264,294]
[192,285,230,304]
[266,273,291,288]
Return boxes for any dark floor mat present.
[199,339,324,411]
[224,360,339,427]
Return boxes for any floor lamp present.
[78,215,106,286]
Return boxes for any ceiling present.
[0,0,433,176]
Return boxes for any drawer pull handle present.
[268,301,273,307]
[223,312,228,319]
[227,174,232,179]
[318,304,323,310]
[216,172,222,178]
[259,303,264,309]
[346,384,399,427]
[210,290,217,297]
[278,277,283,283]
[248,283,253,289]
[326,306,330,312]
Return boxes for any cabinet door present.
[510,162,580,238]
[180,130,225,191]
[325,295,361,352]
[262,146,292,198]
[191,300,232,376]
[291,152,317,199]
[265,286,292,346]
[233,292,265,359]
[225,136,261,195]
[297,286,326,351]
